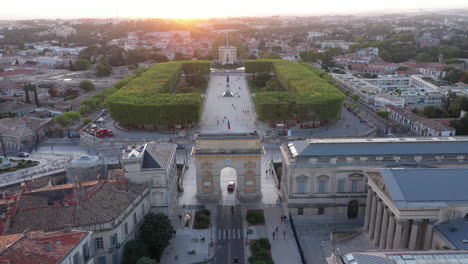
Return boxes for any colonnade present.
[363,188,435,250]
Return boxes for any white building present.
[280,137,468,221]
[386,104,455,136]
[121,142,178,218]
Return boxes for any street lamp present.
[0,133,7,158]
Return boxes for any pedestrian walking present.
[281,215,284,222]
[275,226,278,232]
[283,230,286,237]
[178,215,182,221]
[272,232,275,240]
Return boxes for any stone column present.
[364,188,373,230]
[408,220,421,250]
[423,220,435,250]
[393,219,403,250]
[379,207,389,249]
[385,215,395,250]
[368,192,378,238]
[373,200,383,245]
[400,220,411,249]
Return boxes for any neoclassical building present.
[363,168,468,251]
[280,137,468,220]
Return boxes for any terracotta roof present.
[0,69,37,77]
[386,105,454,132]
[0,231,89,264]
[5,181,148,234]
[0,117,51,137]
[0,102,35,113]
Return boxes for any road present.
[214,205,244,264]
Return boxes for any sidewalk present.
[242,205,302,264]
[264,207,302,264]
[160,205,216,264]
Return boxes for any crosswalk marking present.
[216,228,242,241]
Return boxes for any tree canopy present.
[140,213,173,262]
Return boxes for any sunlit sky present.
[1,0,467,20]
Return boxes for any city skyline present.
[0,0,467,20]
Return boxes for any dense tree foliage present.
[54,111,81,127]
[123,240,148,264]
[72,59,91,71]
[79,80,95,91]
[140,213,173,262]
[95,63,112,77]
[106,61,210,125]
[245,59,344,122]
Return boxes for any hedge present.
[106,61,210,125]
[245,59,344,122]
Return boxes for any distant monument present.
[218,33,237,65]
[223,75,233,97]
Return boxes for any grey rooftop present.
[288,137,468,157]
[435,218,468,250]
[380,168,468,209]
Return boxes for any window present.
[133,213,137,226]
[297,181,306,193]
[124,222,128,236]
[95,237,104,251]
[73,252,79,264]
[83,242,90,261]
[337,180,345,193]
[318,207,325,215]
[110,234,118,248]
[298,208,303,215]
[351,180,361,192]
[97,256,106,264]
[319,180,328,193]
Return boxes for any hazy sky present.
[1,0,467,19]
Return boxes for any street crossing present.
[217,228,242,240]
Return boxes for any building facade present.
[121,142,178,219]
[2,180,151,264]
[281,137,468,221]
[362,168,468,251]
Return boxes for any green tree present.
[444,68,464,84]
[126,49,150,65]
[379,50,392,62]
[299,50,322,62]
[136,257,156,264]
[173,52,185,61]
[79,80,95,91]
[415,52,433,62]
[73,59,91,71]
[95,63,112,77]
[33,86,40,106]
[452,115,468,135]
[82,117,93,125]
[376,110,390,119]
[54,111,81,127]
[23,85,31,104]
[140,213,173,261]
[123,240,148,264]
[271,46,282,53]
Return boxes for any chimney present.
[64,224,72,233]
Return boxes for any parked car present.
[227,181,235,192]
[17,152,29,157]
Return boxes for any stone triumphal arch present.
[193,133,262,200]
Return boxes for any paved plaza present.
[201,71,256,133]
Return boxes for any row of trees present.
[246,59,344,122]
[105,61,210,125]
[23,84,40,106]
